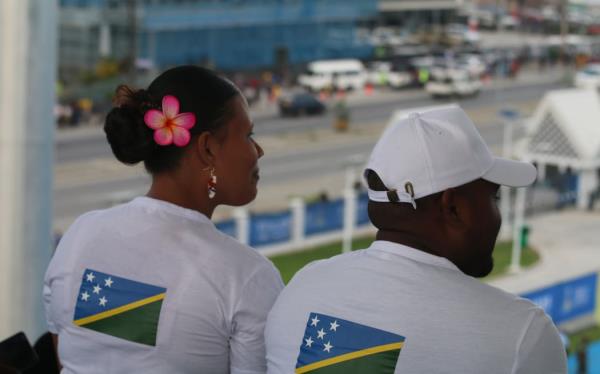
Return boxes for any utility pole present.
[559,0,569,63]
[127,0,138,85]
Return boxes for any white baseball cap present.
[364,105,536,208]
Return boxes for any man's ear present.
[194,132,220,167]
[440,188,464,227]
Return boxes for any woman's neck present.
[147,173,216,219]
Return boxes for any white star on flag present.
[305,336,314,348]
[310,315,320,327]
[317,328,326,339]
[81,291,90,301]
[86,272,95,282]
[323,341,333,353]
[93,285,102,294]
[99,296,108,307]
[330,320,339,331]
[104,277,113,288]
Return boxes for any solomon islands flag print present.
[73,269,166,346]
[295,313,405,373]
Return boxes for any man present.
[265,106,567,373]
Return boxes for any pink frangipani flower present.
[144,95,196,147]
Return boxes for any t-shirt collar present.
[368,240,461,272]
[130,196,213,226]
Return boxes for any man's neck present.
[375,230,442,258]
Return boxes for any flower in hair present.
[144,95,196,147]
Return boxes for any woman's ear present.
[195,132,219,167]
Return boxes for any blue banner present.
[215,219,236,239]
[305,198,344,236]
[249,211,292,247]
[521,273,597,325]
[356,192,370,226]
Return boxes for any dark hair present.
[104,65,240,174]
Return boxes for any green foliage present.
[568,325,600,355]
[269,237,539,284]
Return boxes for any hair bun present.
[104,105,156,165]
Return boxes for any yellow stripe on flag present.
[74,293,166,326]
[295,342,404,373]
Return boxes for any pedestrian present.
[577,336,589,374]
[265,106,567,373]
[44,66,284,374]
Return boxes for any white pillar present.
[342,188,357,253]
[233,208,250,245]
[0,0,57,340]
[99,23,111,57]
[510,187,527,274]
[537,162,546,182]
[290,197,305,246]
[577,169,598,210]
[500,118,514,241]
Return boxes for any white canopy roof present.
[523,88,600,169]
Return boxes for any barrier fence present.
[215,190,372,255]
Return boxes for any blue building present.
[59,0,377,76]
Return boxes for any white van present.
[298,59,367,91]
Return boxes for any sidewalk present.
[488,209,600,295]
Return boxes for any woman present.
[43,66,283,373]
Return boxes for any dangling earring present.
[207,167,217,199]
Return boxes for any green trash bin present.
[520,225,530,248]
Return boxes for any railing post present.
[291,197,305,246]
[233,207,249,245]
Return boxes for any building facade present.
[58,0,377,80]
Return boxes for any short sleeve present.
[229,262,284,374]
[43,245,73,336]
[42,279,58,334]
[511,308,567,374]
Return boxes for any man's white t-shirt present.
[44,196,283,374]
[265,240,567,374]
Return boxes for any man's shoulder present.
[291,248,370,277]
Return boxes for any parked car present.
[367,62,412,89]
[278,92,326,117]
[574,63,600,89]
[425,70,481,98]
[298,59,368,92]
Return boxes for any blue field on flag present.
[73,268,166,322]
[295,312,405,373]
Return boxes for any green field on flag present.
[81,300,163,346]
[298,349,401,373]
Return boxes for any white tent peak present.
[525,88,600,168]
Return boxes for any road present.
[56,80,563,163]
[53,77,568,230]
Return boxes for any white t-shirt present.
[265,240,567,374]
[44,196,283,374]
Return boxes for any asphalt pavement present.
[53,66,570,231]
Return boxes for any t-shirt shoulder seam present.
[510,307,544,374]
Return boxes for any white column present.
[499,119,514,240]
[290,197,305,246]
[577,169,598,210]
[0,0,57,340]
[342,187,357,253]
[510,187,527,274]
[537,162,546,182]
[233,208,250,245]
[99,23,111,57]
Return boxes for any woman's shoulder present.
[208,228,276,270]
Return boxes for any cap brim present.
[482,157,537,187]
